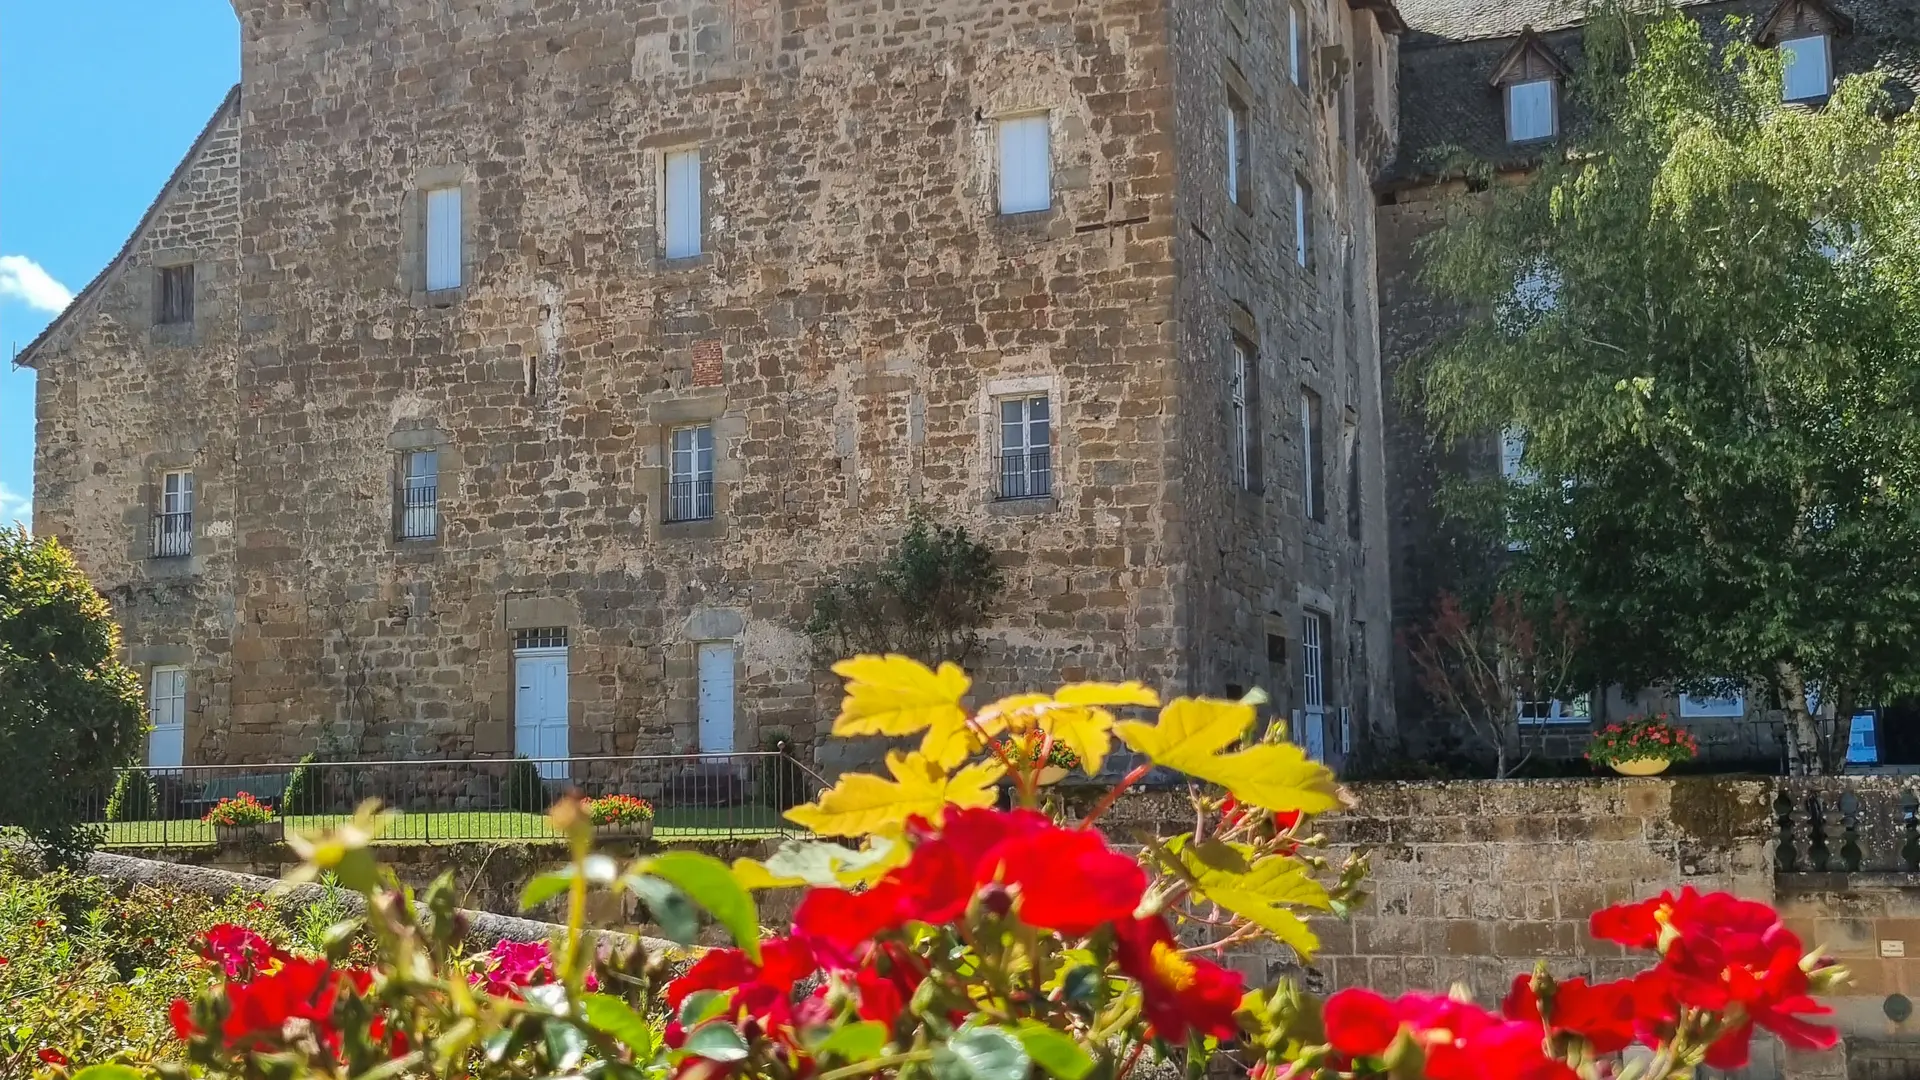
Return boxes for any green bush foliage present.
[105,770,159,823]
[504,758,548,814]
[804,510,1004,668]
[282,751,321,816]
[0,528,147,864]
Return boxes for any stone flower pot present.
[594,820,654,842]
[213,820,285,846]
[1610,757,1671,777]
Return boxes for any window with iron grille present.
[1230,337,1262,491]
[668,424,715,522]
[397,450,439,540]
[152,471,194,558]
[514,627,569,650]
[996,395,1052,500]
[156,264,194,326]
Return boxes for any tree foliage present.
[1418,5,1920,772]
[805,511,1005,669]
[0,527,146,863]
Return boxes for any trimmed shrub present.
[105,770,159,823]
[503,757,548,814]
[282,752,321,816]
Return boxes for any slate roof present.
[1387,0,1920,185]
[15,85,241,370]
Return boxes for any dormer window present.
[1780,34,1831,101]
[1506,79,1557,142]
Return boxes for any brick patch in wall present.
[692,339,724,388]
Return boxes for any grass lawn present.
[99,804,796,848]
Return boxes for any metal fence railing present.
[79,751,820,849]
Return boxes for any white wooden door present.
[514,650,570,779]
[148,666,186,768]
[697,643,736,754]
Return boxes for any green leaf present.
[683,1022,751,1063]
[547,1017,591,1071]
[521,868,577,911]
[676,989,730,1030]
[640,851,761,963]
[73,1069,146,1080]
[815,1019,889,1061]
[1060,965,1103,1004]
[582,854,621,885]
[1013,1023,1094,1080]
[581,993,656,1058]
[931,1025,1029,1080]
[523,982,570,1013]
[625,874,700,945]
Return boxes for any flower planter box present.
[213,821,285,846]
[1610,758,1671,777]
[593,821,654,842]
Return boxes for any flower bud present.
[978,883,1015,917]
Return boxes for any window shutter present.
[997,115,1051,215]
[1781,36,1829,101]
[665,150,702,259]
[1224,103,1238,201]
[1507,80,1555,142]
[426,187,463,291]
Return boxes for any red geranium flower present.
[1112,916,1244,1045]
[665,935,820,1035]
[1326,989,1578,1080]
[200,923,284,979]
[37,1048,70,1066]
[1502,974,1638,1053]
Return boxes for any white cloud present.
[0,483,29,531]
[0,255,75,314]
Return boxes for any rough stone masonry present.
[24,0,1399,769]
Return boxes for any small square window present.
[664,148,703,259]
[156,264,194,326]
[514,626,569,651]
[996,395,1053,500]
[1781,34,1831,102]
[1266,632,1288,665]
[1680,689,1745,718]
[425,187,463,291]
[1518,695,1591,725]
[668,424,715,522]
[997,113,1052,215]
[1506,79,1557,142]
[397,450,439,540]
[153,471,194,558]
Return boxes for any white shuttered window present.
[1506,80,1556,142]
[998,114,1052,215]
[425,187,463,291]
[665,149,703,259]
[1781,35,1830,102]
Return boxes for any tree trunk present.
[1778,661,1822,776]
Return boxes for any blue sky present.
[0,3,239,529]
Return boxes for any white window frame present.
[996,395,1053,499]
[1301,610,1328,716]
[664,148,703,259]
[1230,343,1251,490]
[997,113,1052,216]
[398,450,439,541]
[1506,79,1558,143]
[1294,179,1311,268]
[668,424,715,522]
[425,186,463,292]
[1780,34,1831,103]
[1518,694,1591,726]
[154,470,194,558]
[1288,2,1308,90]
[1225,95,1248,207]
[1679,688,1746,718]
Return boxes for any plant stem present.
[816,1051,936,1080]
[1081,764,1153,829]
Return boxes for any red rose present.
[1328,989,1577,1080]
[1325,988,1401,1057]
[37,1048,70,1066]
[1112,916,1244,1045]
[1503,974,1638,1053]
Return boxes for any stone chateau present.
[22,0,1916,772]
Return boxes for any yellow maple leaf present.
[731,836,905,890]
[1165,838,1330,961]
[784,751,1005,837]
[829,655,971,746]
[1114,697,1340,814]
[1043,681,1160,776]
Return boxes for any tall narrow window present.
[156,264,194,326]
[664,149,703,259]
[997,113,1052,215]
[997,395,1052,499]
[1229,342,1251,489]
[425,187,463,291]
[1225,92,1250,208]
[1288,2,1308,89]
[153,471,194,558]
[1301,610,1329,755]
[1301,388,1324,522]
[1294,178,1312,268]
[1506,79,1557,142]
[397,450,439,540]
[1780,34,1831,102]
[668,424,715,522]
[1346,434,1364,540]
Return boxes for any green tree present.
[1418,7,1920,773]
[806,510,1005,669]
[0,527,146,861]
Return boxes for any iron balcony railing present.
[151,512,193,558]
[398,479,438,540]
[996,448,1052,500]
[78,751,822,849]
[666,478,715,523]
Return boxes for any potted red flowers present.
[583,794,654,840]
[1586,714,1699,776]
[203,792,284,845]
